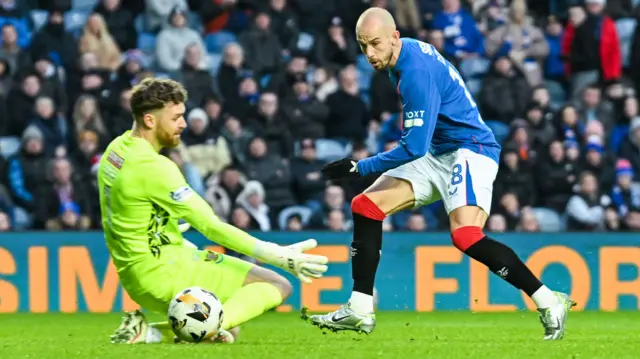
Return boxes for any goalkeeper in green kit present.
[100,78,329,344]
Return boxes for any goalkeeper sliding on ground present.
[99,78,329,344]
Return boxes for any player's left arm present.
[357,69,441,176]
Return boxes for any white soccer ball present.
[168,286,224,343]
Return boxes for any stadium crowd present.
[0,0,639,233]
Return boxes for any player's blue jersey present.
[358,38,501,176]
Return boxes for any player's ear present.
[142,113,156,128]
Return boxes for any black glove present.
[321,157,360,181]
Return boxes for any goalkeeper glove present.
[254,239,329,284]
[321,157,360,181]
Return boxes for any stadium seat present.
[72,0,98,11]
[204,31,237,54]
[314,139,352,162]
[137,33,157,53]
[30,10,48,31]
[531,207,564,232]
[206,53,222,75]
[65,10,89,35]
[277,206,313,230]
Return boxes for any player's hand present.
[321,157,359,181]
[255,239,329,284]
[285,239,329,284]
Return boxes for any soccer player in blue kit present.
[306,7,575,340]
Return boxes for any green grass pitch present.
[0,311,638,358]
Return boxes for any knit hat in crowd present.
[187,108,209,127]
[585,134,604,153]
[22,125,43,142]
[616,159,634,178]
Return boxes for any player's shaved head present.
[355,7,401,71]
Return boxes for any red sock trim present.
[451,226,485,252]
[351,194,386,221]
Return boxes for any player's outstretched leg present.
[449,206,576,340]
[306,177,414,334]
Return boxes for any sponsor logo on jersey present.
[170,186,193,202]
[404,110,425,128]
[107,151,124,169]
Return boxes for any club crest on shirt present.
[170,186,193,202]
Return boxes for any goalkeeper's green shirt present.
[97,131,256,272]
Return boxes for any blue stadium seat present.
[204,31,237,54]
[30,10,48,31]
[137,32,157,53]
[277,206,312,230]
[65,10,89,34]
[206,53,222,75]
[72,0,98,11]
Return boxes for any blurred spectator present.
[524,101,555,152]
[218,43,247,106]
[236,180,271,231]
[285,213,303,231]
[566,171,606,230]
[282,74,328,139]
[289,0,334,35]
[73,130,102,183]
[314,16,358,73]
[291,138,326,205]
[610,159,640,230]
[205,165,246,221]
[326,66,370,142]
[0,58,10,98]
[485,0,548,86]
[0,210,10,232]
[79,13,122,72]
[562,2,622,99]
[229,206,259,230]
[325,209,348,231]
[244,136,295,222]
[494,192,521,230]
[273,51,308,99]
[35,157,93,230]
[72,94,110,149]
[156,6,207,72]
[311,67,339,102]
[405,211,428,231]
[518,207,540,232]
[107,88,133,138]
[618,117,640,174]
[5,73,40,137]
[554,104,584,143]
[174,43,214,108]
[29,96,68,156]
[249,92,292,157]
[33,54,68,114]
[145,0,188,32]
[0,24,30,76]
[576,84,614,135]
[479,57,531,138]
[221,115,254,167]
[393,0,422,38]
[94,0,138,52]
[180,107,231,179]
[535,140,578,214]
[582,134,614,192]
[543,16,565,85]
[238,11,283,76]
[113,50,147,94]
[267,0,300,53]
[487,213,508,232]
[308,185,352,229]
[503,120,537,164]
[29,11,79,71]
[7,127,48,215]
[495,145,535,207]
[432,0,484,63]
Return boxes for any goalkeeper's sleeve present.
[144,156,282,262]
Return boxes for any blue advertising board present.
[0,232,639,312]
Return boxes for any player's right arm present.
[145,157,328,282]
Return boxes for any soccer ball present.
[168,286,224,343]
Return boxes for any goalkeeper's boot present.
[110,310,149,344]
[308,304,376,334]
[538,292,576,340]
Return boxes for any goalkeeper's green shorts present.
[119,247,254,313]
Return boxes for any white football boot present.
[110,310,149,344]
[305,304,376,334]
[537,292,576,340]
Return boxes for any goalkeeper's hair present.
[130,78,188,124]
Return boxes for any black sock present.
[464,235,543,296]
[351,213,382,296]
